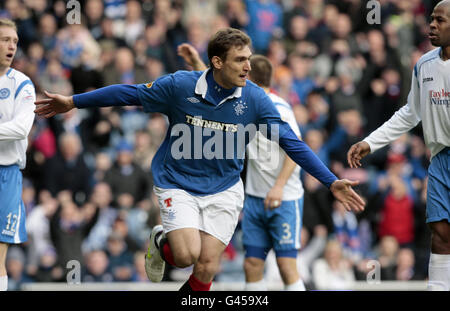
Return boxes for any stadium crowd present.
[1,0,437,290]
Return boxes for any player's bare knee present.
[174,250,199,268]
[244,257,264,273]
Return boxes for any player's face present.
[0,26,18,69]
[216,45,252,89]
[429,4,450,47]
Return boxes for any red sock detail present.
[162,242,176,266]
[188,274,212,291]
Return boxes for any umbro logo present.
[187,97,200,103]
[423,77,434,83]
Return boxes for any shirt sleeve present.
[136,74,175,115]
[0,81,36,141]
[364,69,421,153]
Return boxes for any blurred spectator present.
[82,250,114,282]
[43,132,92,205]
[104,140,153,206]
[382,247,422,281]
[85,0,105,40]
[37,13,58,53]
[133,129,158,172]
[33,247,64,283]
[113,0,146,47]
[50,192,99,271]
[39,58,73,96]
[105,232,134,282]
[102,47,147,86]
[288,52,316,105]
[224,0,249,31]
[5,247,32,291]
[25,194,58,275]
[244,0,283,54]
[55,23,101,70]
[378,173,415,247]
[332,201,362,263]
[70,50,104,94]
[82,183,118,253]
[312,239,356,290]
[132,251,150,282]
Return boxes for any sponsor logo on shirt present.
[185,114,238,132]
[145,81,154,88]
[429,89,450,107]
[422,77,433,83]
[0,88,10,99]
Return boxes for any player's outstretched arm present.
[177,43,208,71]
[34,91,75,118]
[347,141,371,168]
[329,179,365,213]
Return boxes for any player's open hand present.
[347,141,371,168]
[177,43,207,71]
[330,179,365,213]
[34,91,75,118]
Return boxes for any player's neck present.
[0,66,9,77]
[441,46,450,61]
[212,70,234,89]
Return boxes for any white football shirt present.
[245,92,304,200]
[364,47,450,158]
[0,68,36,169]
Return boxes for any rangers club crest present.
[233,100,247,116]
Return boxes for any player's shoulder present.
[415,48,441,72]
[6,68,32,84]
[268,92,292,110]
[172,70,203,80]
[243,79,266,97]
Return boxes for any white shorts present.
[153,180,244,245]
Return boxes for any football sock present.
[284,278,306,291]
[0,275,7,291]
[245,279,267,291]
[179,274,212,292]
[427,253,450,291]
[159,237,176,267]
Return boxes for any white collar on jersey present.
[194,68,242,106]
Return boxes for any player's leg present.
[178,179,244,291]
[271,197,306,291]
[0,165,28,291]
[179,231,227,291]
[427,220,450,291]
[242,195,271,290]
[425,147,450,291]
[0,243,8,291]
[145,187,202,282]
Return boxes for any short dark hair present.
[249,55,272,88]
[208,28,251,68]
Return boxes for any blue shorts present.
[0,165,27,244]
[242,194,303,259]
[426,147,450,223]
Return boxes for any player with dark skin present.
[348,0,450,290]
